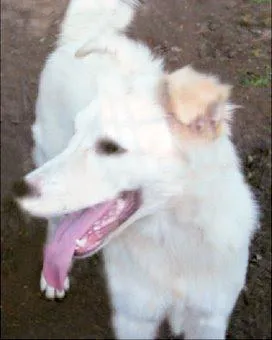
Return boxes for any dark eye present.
[95,138,126,155]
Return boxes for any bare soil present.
[1,0,271,339]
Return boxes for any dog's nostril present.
[12,179,40,198]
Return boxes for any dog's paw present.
[40,273,70,300]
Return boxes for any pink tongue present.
[42,201,115,291]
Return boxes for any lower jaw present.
[73,191,142,258]
[74,244,103,259]
[73,216,130,258]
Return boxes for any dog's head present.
[14,65,233,256]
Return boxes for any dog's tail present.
[58,0,141,47]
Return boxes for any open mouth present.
[42,189,141,291]
[73,190,141,257]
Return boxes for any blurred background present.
[1,0,271,338]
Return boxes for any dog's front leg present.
[103,248,170,339]
[168,301,186,337]
[183,313,228,340]
[113,311,162,340]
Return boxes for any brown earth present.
[1,0,271,339]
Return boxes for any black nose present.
[12,179,38,198]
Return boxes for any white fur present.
[18,1,258,339]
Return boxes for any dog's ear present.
[162,65,233,142]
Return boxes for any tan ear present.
[164,65,232,141]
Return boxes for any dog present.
[14,1,259,339]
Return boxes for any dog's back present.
[33,0,159,165]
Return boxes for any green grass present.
[251,0,271,4]
[240,69,271,87]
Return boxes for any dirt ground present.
[1,0,271,339]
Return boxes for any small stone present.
[171,46,182,53]
[248,155,254,163]
[247,172,253,179]
[227,50,236,58]
[225,1,236,9]
[170,56,179,62]
[256,254,262,261]
[251,253,263,264]
[198,42,211,58]
[208,22,220,31]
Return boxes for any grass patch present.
[251,0,271,4]
[240,69,271,87]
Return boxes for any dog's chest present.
[119,211,219,284]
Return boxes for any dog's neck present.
[174,135,239,174]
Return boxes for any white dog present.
[15,1,258,339]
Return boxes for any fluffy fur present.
[17,1,258,339]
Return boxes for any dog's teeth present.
[93,221,100,228]
[76,237,87,247]
[91,214,118,234]
[116,199,125,212]
[101,215,116,227]
[108,211,115,218]
[93,223,102,231]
